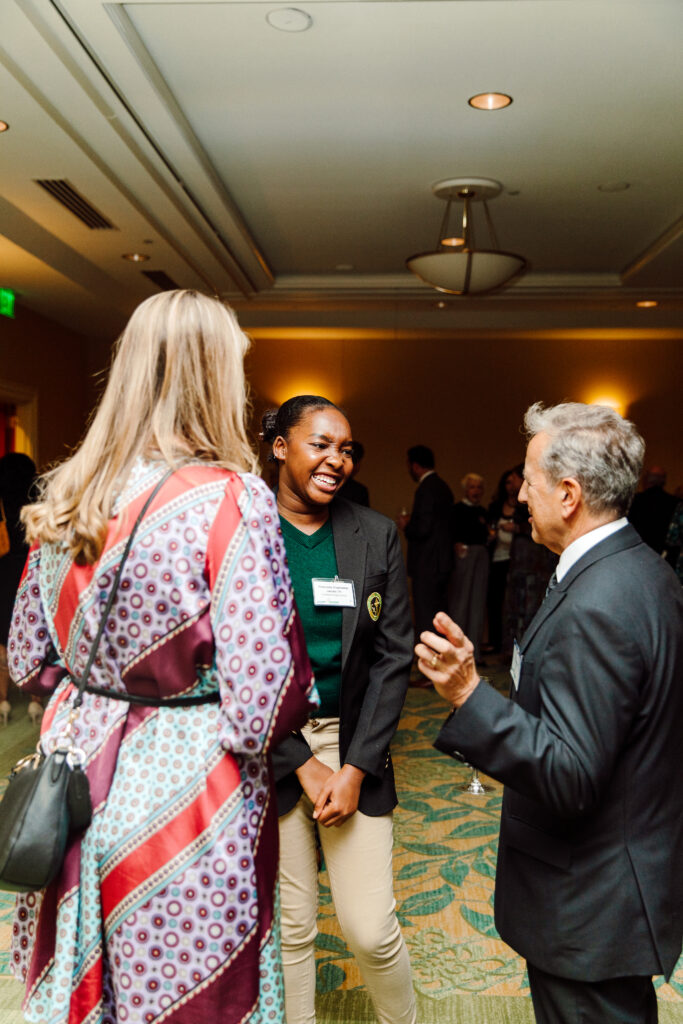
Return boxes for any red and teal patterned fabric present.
[8,461,316,1024]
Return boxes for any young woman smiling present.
[263,395,416,1024]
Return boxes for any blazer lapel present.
[520,588,566,654]
[330,500,367,670]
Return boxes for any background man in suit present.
[628,464,678,554]
[398,444,454,640]
[416,402,683,1024]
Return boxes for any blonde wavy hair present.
[23,289,258,564]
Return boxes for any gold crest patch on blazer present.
[367,592,382,621]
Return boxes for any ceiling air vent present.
[34,179,116,230]
[142,270,179,291]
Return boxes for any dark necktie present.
[545,571,558,598]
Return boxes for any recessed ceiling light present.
[436,301,447,309]
[266,8,312,32]
[636,300,658,308]
[468,93,513,111]
[0,121,9,133]
[122,252,150,262]
[598,181,630,192]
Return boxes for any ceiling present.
[1,0,682,342]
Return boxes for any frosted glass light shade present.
[406,249,525,295]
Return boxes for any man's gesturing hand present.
[415,611,481,710]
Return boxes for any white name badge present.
[510,640,523,692]
[312,577,357,608]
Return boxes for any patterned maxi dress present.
[7,461,316,1024]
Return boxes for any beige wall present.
[246,330,683,517]
[1,306,680,512]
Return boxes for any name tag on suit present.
[510,640,523,691]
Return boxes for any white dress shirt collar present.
[556,518,628,582]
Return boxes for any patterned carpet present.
[314,682,683,1021]
[2,681,683,1022]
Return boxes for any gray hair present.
[523,402,645,516]
[461,472,484,489]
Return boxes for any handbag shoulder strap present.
[72,467,174,708]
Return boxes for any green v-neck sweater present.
[279,516,343,717]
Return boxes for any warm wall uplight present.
[272,378,340,407]
[585,392,627,417]
[468,92,513,110]
[636,300,658,308]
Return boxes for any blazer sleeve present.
[345,522,413,777]
[270,730,313,781]
[434,602,646,818]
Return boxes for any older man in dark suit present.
[398,444,454,640]
[416,402,683,1024]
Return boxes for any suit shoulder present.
[570,536,681,612]
[433,474,454,500]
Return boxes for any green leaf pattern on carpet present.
[2,685,683,1017]
[312,686,683,1004]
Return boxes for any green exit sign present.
[0,289,15,318]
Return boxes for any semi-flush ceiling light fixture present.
[468,93,513,110]
[406,178,526,295]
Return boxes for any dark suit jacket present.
[628,485,678,554]
[404,472,454,578]
[435,524,683,982]
[272,497,413,817]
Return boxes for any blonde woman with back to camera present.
[7,290,316,1024]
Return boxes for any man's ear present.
[559,477,582,519]
[272,435,287,462]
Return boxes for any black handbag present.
[0,469,173,893]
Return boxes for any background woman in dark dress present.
[501,463,557,655]
[447,473,489,663]
[263,395,416,1024]
[485,466,526,654]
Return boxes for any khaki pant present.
[278,718,416,1024]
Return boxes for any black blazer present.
[404,472,454,578]
[435,525,683,981]
[272,498,413,817]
